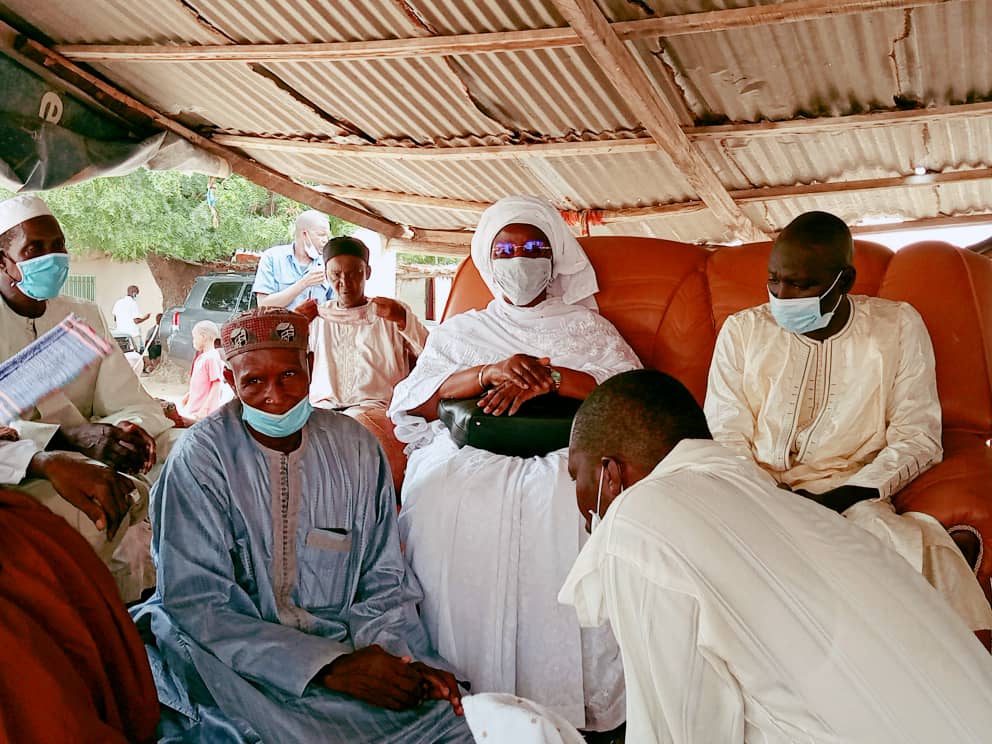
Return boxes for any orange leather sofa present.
[373,236,992,603]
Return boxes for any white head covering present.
[0,194,54,236]
[470,195,599,308]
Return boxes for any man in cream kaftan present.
[0,195,173,601]
[561,371,992,744]
[308,299,427,411]
[309,235,429,414]
[389,196,639,732]
[704,211,991,632]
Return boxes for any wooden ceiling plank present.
[731,167,992,202]
[320,167,992,224]
[211,134,662,159]
[613,0,950,39]
[851,213,992,235]
[327,186,705,221]
[55,0,946,62]
[213,99,992,160]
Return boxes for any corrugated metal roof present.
[696,117,992,189]
[2,0,991,248]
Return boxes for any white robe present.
[705,296,992,631]
[389,297,640,730]
[308,299,428,410]
[560,439,992,744]
[0,295,175,600]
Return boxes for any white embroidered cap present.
[0,194,54,237]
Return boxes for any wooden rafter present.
[211,100,992,160]
[56,0,946,63]
[392,212,992,258]
[686,100,992,140]
[211,135,662,159]
[328,186,705,220]
[0,22,404,237]
[318,166,992,224]
[731,167,992,202]
[851,213,992,236]
[550,0,765,241]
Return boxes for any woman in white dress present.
[389,195,640,734]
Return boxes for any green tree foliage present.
[397,252,460,267]
[2,170,352,261]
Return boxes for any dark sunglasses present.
[492,240,551,258]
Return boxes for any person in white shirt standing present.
[112,284,149,351]
[561,369,992,744]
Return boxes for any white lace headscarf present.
[470,195,599,308]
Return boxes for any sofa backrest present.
[442,236,992,435]
[879,242,992,435]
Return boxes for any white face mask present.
[589,462,623,534]
[589,466,605,533]
[492,256,552,306]
[301,231,322,260]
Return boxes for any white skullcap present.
[0,194,54,237]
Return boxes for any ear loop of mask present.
[589,461,606,532]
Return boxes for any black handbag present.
[437,394,582,457]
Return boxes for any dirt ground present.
[139,360,189,405]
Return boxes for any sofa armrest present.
[348,407,407,506]
[892,431,992,604]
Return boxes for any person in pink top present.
[180,320,227,420]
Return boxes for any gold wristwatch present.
[549,367,562,393]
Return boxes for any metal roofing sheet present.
[696,117,992,190]
[90,60,345,136]
[0,0,221,44]
[2,0,991,245]
[172,0,421,43]
[631,2,992,124]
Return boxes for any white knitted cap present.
[0,194,54,237]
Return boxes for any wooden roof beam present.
[851,213,992,236]
[321,166,992,224]
[1,22,404,237]
[212,134,662,159]
[550,0,766,241]
[56,0,947,63]
[328,186,704,221]
[392,212,992,258]
[212,100,992,160]
[731,167,992,202]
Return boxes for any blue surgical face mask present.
[15,253,70,300]
[767,270,844,335]
[242,395,313,438]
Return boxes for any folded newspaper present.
[0,313,113,424]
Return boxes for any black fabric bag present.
[437,394,582,457]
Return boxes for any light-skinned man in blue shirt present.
[253,210,333,310]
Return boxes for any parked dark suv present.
[159,272,256,365]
